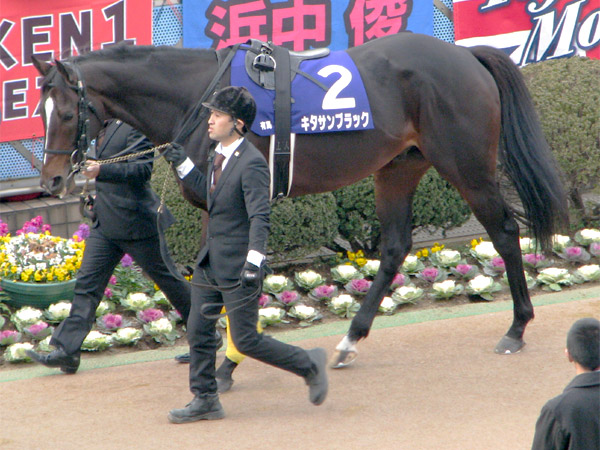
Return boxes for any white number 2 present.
[318,65,356,110]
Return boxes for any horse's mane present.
[71,44,215,65]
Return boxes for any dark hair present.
[567,317,600,371]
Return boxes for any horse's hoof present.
[494,335,525,354]
[330,349,358,369]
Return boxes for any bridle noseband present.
[44,62,102,181]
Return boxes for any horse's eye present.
[63,113,74,121]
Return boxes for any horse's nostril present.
[49,176,64,193]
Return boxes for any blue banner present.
[183,0,433,51]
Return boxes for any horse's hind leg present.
[332,157,430,368]
[439,167,533,354]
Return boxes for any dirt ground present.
[1,291,599,450]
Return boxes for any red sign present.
[0,0,152,143]
[454,0,600,66]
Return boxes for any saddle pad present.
[231,49,374,136]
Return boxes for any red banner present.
[0,0,152,143]
[454,0,600,66]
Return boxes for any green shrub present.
[522,57,600,223]
[333,170,471,251]
[333,177,379,250]
[151,160,203,267]
[269,193,340,260]
[412,170,472,230]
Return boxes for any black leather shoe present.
[174,352,190,363]
[168,395,225,424]
[174,330,224,364]
[305,348,328,405]
[26,348,80,374]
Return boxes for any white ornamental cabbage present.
[360,259,381,277]
[331,265,360,284]
[468,275,494,291]
[148,318,173,334]
[378,296,397,314]
[330,294,355,308]
[290,304,316,320]
[4,342,34,362]
[113,327,143,345]
[143,318,179,344]
[431,279,464,299]
[470,242,499,261]
[391,285,424,304]
[81,331,113,351]
[45,301,72,322]
[294,270,324,290]
[536,268,573,291]
[12,307,43,331]
[431,249,462,268]
[121,292,155,312]
[258,307,285,326]
[575,228,600,245]
[401,255,424,274]
[466,275,502,301]
[263,275,292,294]
[328,294,360,318]
[574,264,600,282]
[287,304,321,325]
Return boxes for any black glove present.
[163,143,187,166]
[240,261,262,290]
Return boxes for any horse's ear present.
[31,56,52,76]
[55,60,76,85]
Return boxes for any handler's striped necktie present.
[210,152,225,194]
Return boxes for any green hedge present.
[151,160,204,267]
[333,170,471,251]
[268,193,339,260]
[522,57,600,224]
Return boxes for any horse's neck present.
[85,49,218,144]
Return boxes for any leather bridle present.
[43,62,102,183]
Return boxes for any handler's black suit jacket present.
[92,120,173,239]
[180,138,270,281]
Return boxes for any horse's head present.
[32,56,104,197]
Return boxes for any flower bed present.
[1,216,600,365]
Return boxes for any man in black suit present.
[27,120,192,373]
[165,86,328,423]
[532,317,600,449]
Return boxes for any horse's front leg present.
[332,163,426,368]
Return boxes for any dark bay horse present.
[33,33,567,366]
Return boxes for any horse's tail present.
[468,45,568,252]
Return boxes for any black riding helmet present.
[202,86,256,133]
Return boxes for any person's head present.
[566,317,600,372]
[202,86,256,145]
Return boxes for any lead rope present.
[154,159,262,320]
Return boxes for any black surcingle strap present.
[272,45,292,200]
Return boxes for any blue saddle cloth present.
[230,49,374,137]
